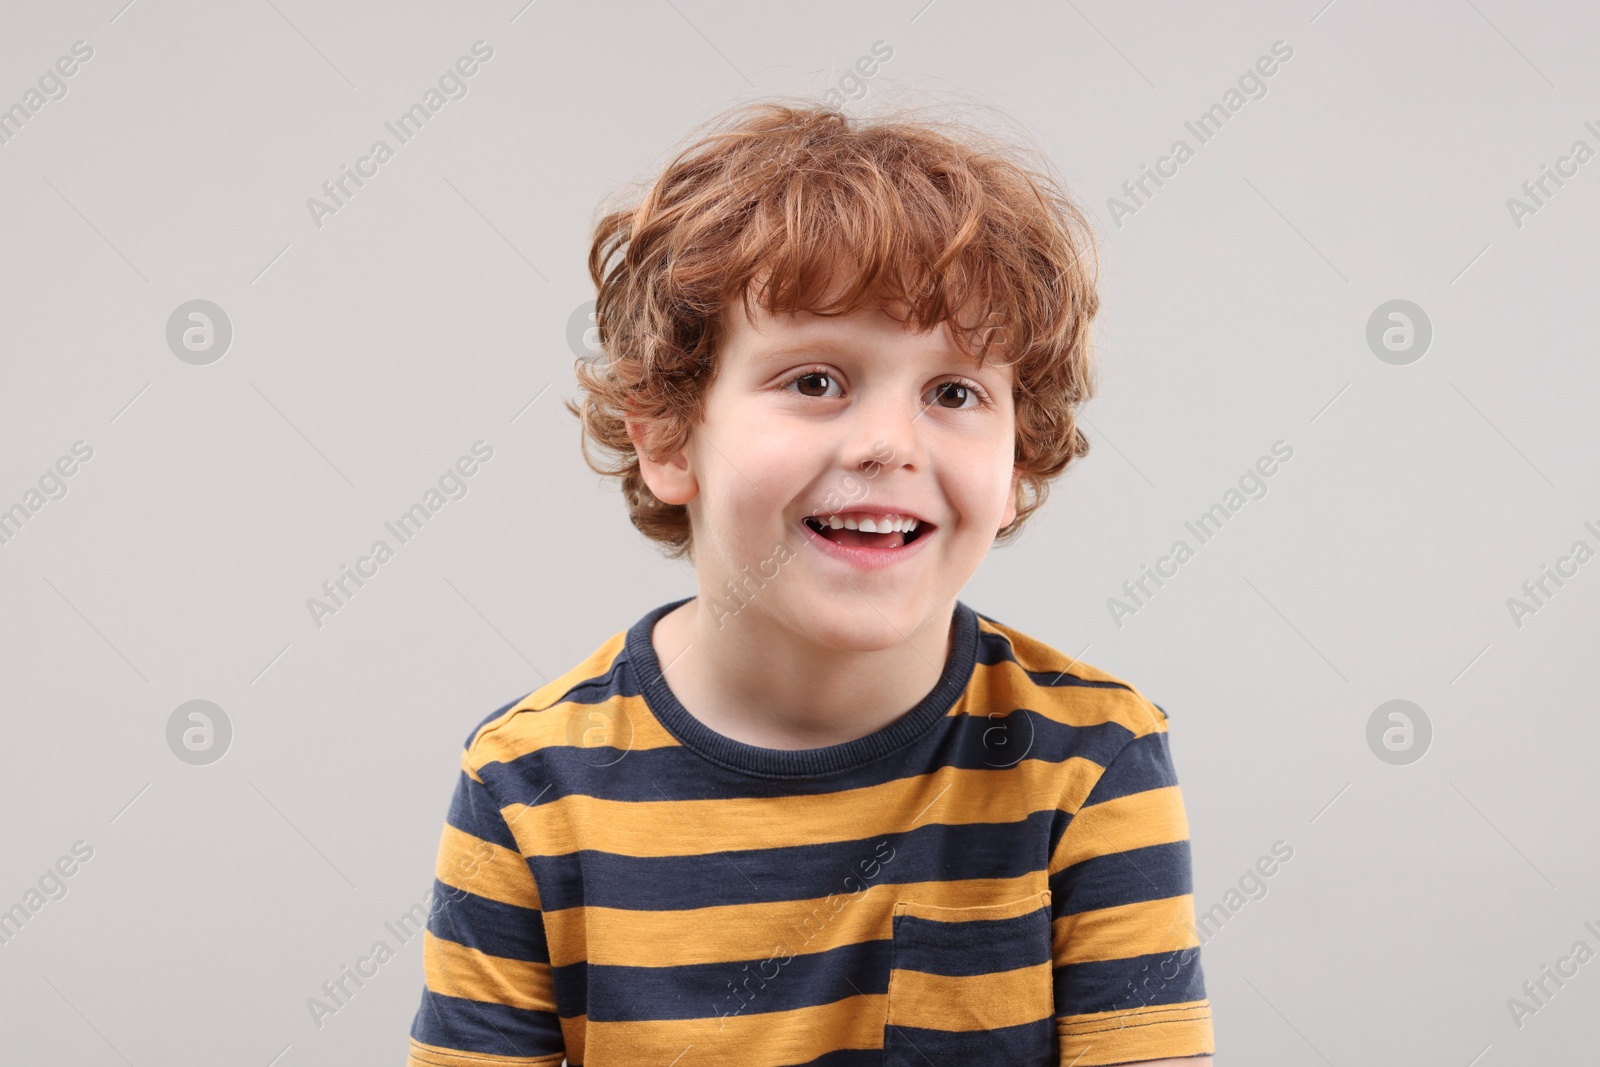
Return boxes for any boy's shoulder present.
[456,624,636,771]
[970,607,1173,741]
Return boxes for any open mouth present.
[801,515,932,549]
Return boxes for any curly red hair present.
[565,96,1101,560]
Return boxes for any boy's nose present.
[843,397,926,474]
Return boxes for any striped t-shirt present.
[406,596,1214,1066]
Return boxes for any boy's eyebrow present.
[754,336,984,367]
[753,338,856,362]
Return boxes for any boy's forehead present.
[724,298,997,369]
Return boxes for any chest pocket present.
[881,889,1056,1066]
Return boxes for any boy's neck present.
[648,596,957,752]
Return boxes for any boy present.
[406,99,1214,1066]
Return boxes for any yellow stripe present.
[560,1014,586,1066]
[540,876,1047,968]
[462,630,685,766]
[577,994,886,1066]
[1049,784,1191,873]
[1051,894,1201,964]
[434,824,540,911]
[974,618,1169,731]
[975,661,1165,733]
[1057,1000,1213,1064]
[406,1037,563,1067]
[506,759,1097,859]
[975,617,1124,688]
[472,692,684,766]
[886,960,1055,1031]
[517,634,628,715]
[421,929,558,1014]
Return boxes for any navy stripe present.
[891,907,1052,976]
[781,1051,885,1067]
[445,768,520,852]
[426,882,549,964]
[1049,840,1195,916]
[1054,944,1208,1016]
[553,939,894,1022]
[882,1016,1055,1065]
[1076,729,1180,805]
[570,1049,889,1067]
[475,710,1136,807]
[551,654,633,708]
[409,988,564,1058]
[531,813,1054,912]
[1044,809,1076,877]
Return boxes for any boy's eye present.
[788,371,841,398]
[924,380,984,410]
[783,371,988,409]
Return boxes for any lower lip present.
[794,520,935,572]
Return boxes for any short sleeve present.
[406,752,567,1066]
[1047,725,1215,1065]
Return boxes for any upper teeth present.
[812,514,920,533]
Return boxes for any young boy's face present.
[632,293,1022,653]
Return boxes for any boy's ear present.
[625,417,698,506]
[999,467,1022,530]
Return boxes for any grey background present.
[2,0,1596,1063]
